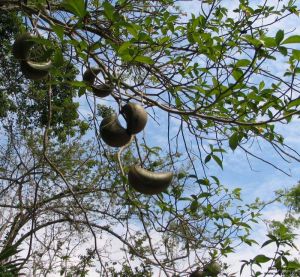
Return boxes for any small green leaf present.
[118,41,132,55]
[275,30,284,45]
[212,155,223,169]
[292,49,300,60]
[232,68,243,81]
[275,257,282,271]
[62,0,87,18]
[190,200,198,213]
[69,81,86,87]
[53,49,64,67]
[235,59,251,68]
[198,192,211,198]
[286,260,300,270]
[175,96,182,108]
[287,98,300,109]
[261,36,276,47]
[134,56,154,64]
[282,35,300,44]
[52,25,64,40]
[278,46,288,56]
[259,81,265,90]
[197,178,210,186]
[261,239,273,248]
[229,132,239,150]
[204,155,211,163]
[103,1,114,20]
[254,255,271,264]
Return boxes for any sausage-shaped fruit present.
[13,33,52,80]
[100,115,132,147]
[20,60,52,80]
[83,67,102,84]
[12,33,36,60]
[128,165,173,195]
[92,84,113,98]
[83,68,112,98]
[121,103,147,135]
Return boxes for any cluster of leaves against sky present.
[0,0,299,276]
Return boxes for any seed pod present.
[83,67,102,84]
[92,84,113,98]
[20,60,52,80]
[100,114,132,147]
[12,33,36,60]
[128,165,173,195]
[83,68,112,98]
[121,103,147,135]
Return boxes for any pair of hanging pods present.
[12,33,52,80]
[97,98,173,195]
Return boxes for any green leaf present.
[134,56,154,64]
[261,239,274,248]
[275,30,284,45]
[275,257,282,271]
[53,49,64,67]
[278,46,288,56]
[118,41,132,55]
[204,155,211,163]
[282,35,300,44]
[62,0,87,18]
[261,36,276,47]
[236,59,251,68]
[292,49,300,60]
[287,98,300,109]
[52,25,64,40]
[229,132,239,150]
[212,155,223,169]
[190,200,198,213]
[175,96,182,108]
[286,260,300,270]
[232,68,243,81]
[259,81,265,90]
[125,23,139,38]
[103,1,114,20]
[254,255,271,264]
[197,178,210,186]
[198,192,212,198]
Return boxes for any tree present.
[0,0,300,276]
[241,183,300,276]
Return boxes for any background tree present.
[0,0,299,276]
[241,183,300,276]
